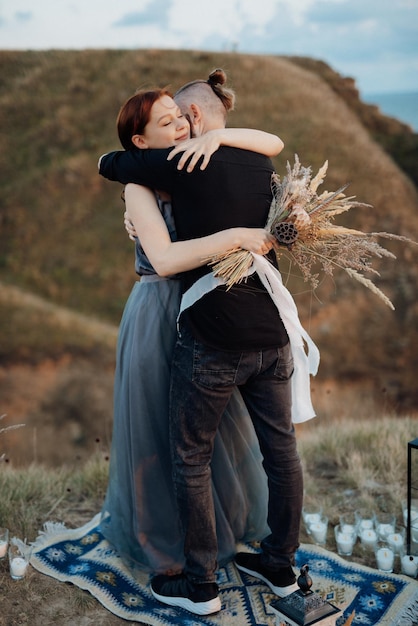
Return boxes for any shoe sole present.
[235,563,299,598]
[151,587,221,615]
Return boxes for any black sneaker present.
[235,552,298,597]
[150,573,221,615]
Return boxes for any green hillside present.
[0,49,417,464]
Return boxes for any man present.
[100,72,308,616]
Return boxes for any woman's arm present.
[124,184,274,277]
[168,128,284,172]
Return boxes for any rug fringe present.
[31,514,102,551]
[395,593,418,626]
[11,536,32,559]
[31,521,69,549]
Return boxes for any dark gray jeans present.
[169,320,303,584]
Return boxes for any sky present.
[1,0,418,96]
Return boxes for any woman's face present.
[136,95,190,149]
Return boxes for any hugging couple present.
[99,67,318,616]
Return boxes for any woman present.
[101,70,283,575]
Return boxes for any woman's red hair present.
[117,88,172,150]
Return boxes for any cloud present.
[15,11,32,23]
[114,0,171,28]
[114,11,160,27]
[303,0,418,60]
[305,0,379,23]
[0,0,417,93]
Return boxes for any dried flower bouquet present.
[208,155,415,309]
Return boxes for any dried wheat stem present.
[345,268,395,309]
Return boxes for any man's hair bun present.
[207,68,227,86]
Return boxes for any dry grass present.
[298,414,415,518]
[0,413,417,624]
[0,453,109,538]
[0,282,117,364]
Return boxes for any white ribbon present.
[177,254,319,423]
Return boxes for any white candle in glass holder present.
[10,556,28,578]
[303,511,322,536]
[402,504,418,526]
[310,521,327,544]
[341,523,356,535]
[360,528,377,548]
[0,540,8,558]
[377,523,395,540]
[336,531,355,554]
[376,547,394,572]
[358,519,373,532]
[387,532,404,553]
[304,513,321,525]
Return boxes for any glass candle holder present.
[0,528,9,559]
[359,527,378,550]
[309,514,328,546]
[412,517,418,544]
[302,505,323,536]
[402,499,418,527]
[334,523,356,556]
[339,512,358,537]
[386,525,406,555]
[374,511,396,541]
[9,543,30,580]
[375,542,395,573]
[355,509,374,537]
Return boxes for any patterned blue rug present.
[30,514,418,625]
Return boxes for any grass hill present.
[0,49,417,465]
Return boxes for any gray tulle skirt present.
[101,277,269,574]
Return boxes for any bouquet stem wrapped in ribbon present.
[208,155,416,309]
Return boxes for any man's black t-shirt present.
[100,146,289,350]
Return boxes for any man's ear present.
[189,103,202,125]
[187,103,203,137]
[131,135,148,149]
